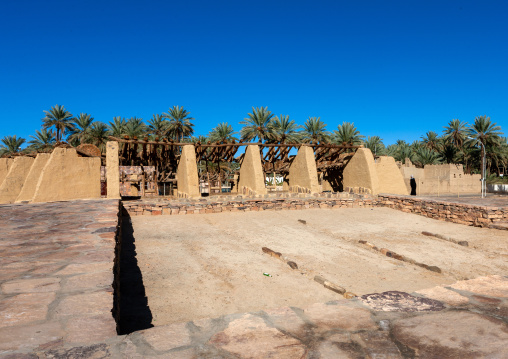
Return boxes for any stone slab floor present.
[0,199,507,358]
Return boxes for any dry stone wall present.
[378,194,508,228]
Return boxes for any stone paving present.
[0,199,120,358]
[1,198,508,358]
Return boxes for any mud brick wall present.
[378,195,508,228]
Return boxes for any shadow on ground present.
[118,214,154,334]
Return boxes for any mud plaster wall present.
[32,148,101,203]
[400,163,480,195]
[106,141,121,199]
[375,156,409,195]
[15,153,51,202]
[176,145,200,198]
[0,157,35,204]
[237,145,267,195]
[343,148,380,195]
[287,146,320,193]
[0,158,14,186]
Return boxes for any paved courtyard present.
[0,198,507,358]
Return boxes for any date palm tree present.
[208,122,238,143]
[108,117,127,138]
[333,122,364,146]
[414,147,440,166]
[301,117,330,143]
[268,115,301,144]
[88,122,109,151]
[444,119,468,149]
[163,106,194,142]
[42,105,75,143]
[467,116,503,174]
[68,113,94,146]
[363,136,386,156]
[147,114,168,139]
[0,135,25,156]
[28,129,56,152]
[124,117,147,138]
[421,131,440,152]
[240,106,274,142]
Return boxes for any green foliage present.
[28,129,56,152]
[208,122,238,143]
[0,135,25,156]
[333,122,364,146]
[268,115,301,144]
[240,107,274,142]
[163,106,194,142]
[301,117,330,143]
[363,136,386,156]
[42,104,75,142]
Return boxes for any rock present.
[287,261,298,269]
[392,311,508,358]
[360,291,445,312]
[416,286,469,306]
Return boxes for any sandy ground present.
[130,207,508,326]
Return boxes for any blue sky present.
[1,0,507,146]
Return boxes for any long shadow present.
[118,213,154,334]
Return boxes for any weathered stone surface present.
[0,321,63,351]
[264,306,307,335]
[1,277,60,294]
[62,271,113,292]
[140,322,191,352]
[209,314,306,358]
[54,291,113,318]
[353,331,402,358]
[360,291,445,312]
[65,315,117,344]
[55,262,113,276]
[392,311,508,358]
[416,286,469,306]
[0,292,55,327]
[303,302,376,331]
[450,275,508,298]
[43,343,111,358]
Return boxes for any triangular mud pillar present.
[16,153,51,203]
[237,145,267,195]
[375,156,409,195]
[0,157,35,204]
[287,146,320,194]
[343,148,379,195]
[176,145,200,198]
[106,141,121,199]
[0,158,14,186]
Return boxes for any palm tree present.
[68,113,94,146]
[28,129,56,152]
[387,140,414,164]
[0,135,25,156]
[163,106,194,142]
[87,122,109,151]
[444,119,468,149]
[333,122,364,146]
[108,117,127,138]
[208,122,238,143]
[147,114,168,139]
[414,147,440,167]
[41,105,75,142]
[268,115,301,144]
[240,106,274,142]
[124,117,147,138]
[363,136,386,156]
[467,116,503,175]
[421,131,440,152]
[301,117,330,143]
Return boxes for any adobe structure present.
[1,142,507,358]
[400,159,481,195]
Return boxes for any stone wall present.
[0,157,34,204]
[343,148,380,194]
[0,158,13,185]
[122,194,375,216]
[377,194,508,228]
[375,156,408,195]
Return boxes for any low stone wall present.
[122,195,375,216]
[377,194,508,227]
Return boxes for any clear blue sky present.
[1,0,507,146]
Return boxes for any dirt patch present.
[130,207,508,326]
